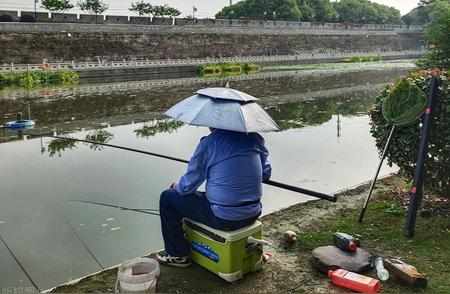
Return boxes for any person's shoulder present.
[249,132,265,144]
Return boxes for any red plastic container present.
[329,269,381,293]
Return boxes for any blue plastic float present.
[5,120,35,129]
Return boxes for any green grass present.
[197,62,261,77]
[0,70,79,88]
[343,55,383,63]
[296,200,450,293]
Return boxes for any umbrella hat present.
[196,87,258,102]
[165,93,279,133]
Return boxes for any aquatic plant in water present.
[0,70,79,88]
[197,62,261,77]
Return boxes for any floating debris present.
[110,227,121,231]
[106,217,115,222]
[101,224,108,227]
[0,221,5,225]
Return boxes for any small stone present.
[283,230,297,242]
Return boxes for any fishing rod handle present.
[263,179,337,202]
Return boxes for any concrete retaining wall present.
[0,23,423,64]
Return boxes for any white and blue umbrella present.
[196,87,258,102]
[165,89,279,133]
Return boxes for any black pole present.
[404,76,439,238]
[67,221,105,270]
[69,199,160,215]
[358,125,395,223]
[0,232,40,291]
[45,135,337,202]
[2,100,6,138]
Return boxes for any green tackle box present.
[183,219,264,282]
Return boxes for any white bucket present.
[116,257,160,293]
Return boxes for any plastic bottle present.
[328,269,381,293]
[374,257,389,281]
[333,232,361,252]
[384,259,428,287]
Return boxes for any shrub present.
[372,55,382,62]
[197,62,261,77]
[20,14,36,22]
[0,70,79,88]
[350,56,361,62]
[242,63,261,72]
[369,69,450,197]
[223,65,242,73]
[202,65,221,74]
[0,14,14,22]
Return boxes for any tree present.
[307,0,333,22]
[42,0,74,13]
[272,0,302,21]
[402,7,426,26]
[78,0,108,23]
[418,2,450,67]
[333,0,401,24]
[152,4,181,18]
[298,0,315,21]
[129,1,152,16]
[166,6,181,17]
[215,0,302,21]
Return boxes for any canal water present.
[0,69,402,289]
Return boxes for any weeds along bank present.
[0,24,423,64]
[0,70,79,88]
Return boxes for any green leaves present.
[41,0,74,13]
[370,70,450,196]
[129,1,152,16]
[77,0,108,15]
[0,70,79,88]
[129,2,181,18]
[215,0,401,23]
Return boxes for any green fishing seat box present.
[183,219,264,282]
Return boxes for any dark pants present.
[159,188,259,257]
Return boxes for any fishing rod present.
[67,221,105,270]
[47,135,337,202]
[69,200,160,216]
[0,232,40,291]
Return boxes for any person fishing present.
[157,127,272,267]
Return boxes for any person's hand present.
[170,182,176,189]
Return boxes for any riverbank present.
[49,174,449,293]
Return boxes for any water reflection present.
[134,120,184,139]
[266,96,372,131]
[47,137,77,157]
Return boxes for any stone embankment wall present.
[0,23,423,64]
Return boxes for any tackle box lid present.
[184,219,262,243]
